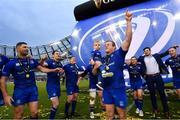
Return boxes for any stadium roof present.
[0,36,71,59]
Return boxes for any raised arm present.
[160,45,179,58]
[39,54,48,66]
[121,11,133,51]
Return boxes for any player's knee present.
[137,93,143,99]
[67,97,73,102]
[14,111,23,119]
[72,97,77,101]
[119,113,126,120]
[30,110,38,118]
[106,109,114,118]
[14,108,23,119]
[72,95,78,101]
[106,112,114,120]
[133,95,138,99]
[53,101,59,108]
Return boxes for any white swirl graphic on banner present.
[77,8,175,64]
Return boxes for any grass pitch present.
[0,80,180,119]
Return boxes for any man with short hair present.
[138,47,170,118]
[63,56,83,119]
[0,54,9,106]
[165,46,180,101]
[124,56,144,117]
[40,50,64,119]
[92,11,133,119]
[0,42,61,119]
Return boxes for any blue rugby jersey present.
[2,58,39,88]
[165,54,180,79]
[46,59,63,85]
[125,63,143,82]
[63,63,83,87]
[91,50,102,61]
[103,48,127,89]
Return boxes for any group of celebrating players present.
[0,11,180,120]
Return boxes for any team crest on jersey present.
[16,99,21,104]
[53,62,55,65]
[16,63,20,66]
[53,93,56,96]
[119,101,124,107]
[30,60,34,64]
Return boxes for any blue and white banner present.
[71,0,180,84]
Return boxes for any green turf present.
[0,80,180,119]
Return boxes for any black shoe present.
[64,114,70,119]
[71,112,80,117]
[96,82,103,90]
[153,109,159,118]
[164,112,170,119]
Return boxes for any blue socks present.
[138,99,143,110]
[49,107,57,119]
[134,99,143,110]
[65,101,71,116]
[71,100,77,115]
[134,99,138,108]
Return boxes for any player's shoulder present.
[0,54,8,59]
[46,58,52,62]
[4,58,17,67]
[9,58,17,63]
[29,58,38,63]
[63,63,70,68]
[166,57,172,62]
[46,59,53,64]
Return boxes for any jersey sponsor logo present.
[119,101,124,107]
[53,93,56,96]
[16,99,21,104]
[30,60,34,64]
[108,62,115,67]
[15,63,20,66]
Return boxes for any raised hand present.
[173,45,180,49]
[125,10,133,22]
[41,54,48,61]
